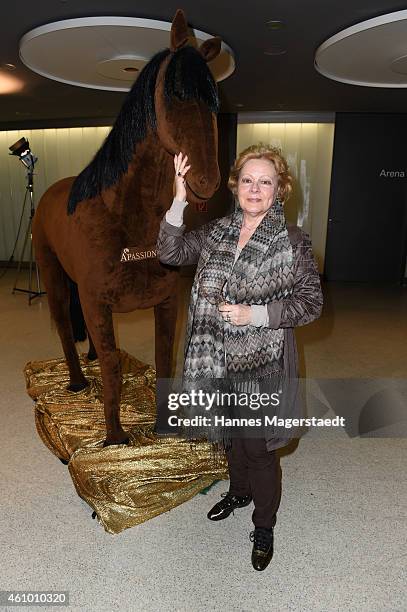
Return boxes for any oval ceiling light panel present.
[315,9,407,87]
[19,16,235,91]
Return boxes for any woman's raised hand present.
[174,152,191,202]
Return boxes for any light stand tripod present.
[11,147,46,304]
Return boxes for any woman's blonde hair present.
[228,142,292,203]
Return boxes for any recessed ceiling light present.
[264,46,287,56]
[236,103,244,107]
[0,73,24,94]
[4,63,16,70]
[122,66,139,73]
[266,20,285,30]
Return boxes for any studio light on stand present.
[9,137,45,304]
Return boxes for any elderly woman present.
[157,144,323,571]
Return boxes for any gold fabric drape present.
[24,351,227,533]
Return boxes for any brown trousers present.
[226,437,282,529]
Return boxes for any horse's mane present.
[67,46,219,214]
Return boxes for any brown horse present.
[32,10,221,446]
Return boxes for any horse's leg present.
[154,290,178,377]
[80,299,128,446]
[154,290,178,433]
[39,252,88,391]
[87,331,98,361]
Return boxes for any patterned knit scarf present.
[183,200,295,385]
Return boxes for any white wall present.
[237,122,335,270]
[0,127,111,261]
[0,122,335,269]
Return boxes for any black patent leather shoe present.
[250,527,274,571]
[207,492,252,521]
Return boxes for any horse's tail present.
[68,278,87,342]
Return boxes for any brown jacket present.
[157,216,323,451]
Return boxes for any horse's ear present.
[199,37,222,63]
[170,9,189,51]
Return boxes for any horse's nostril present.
[199,176,208,187]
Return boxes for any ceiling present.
[2,0,407,128]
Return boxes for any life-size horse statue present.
[32,10,221,446]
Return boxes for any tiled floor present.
[0,270,406,611]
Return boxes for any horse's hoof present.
[91,511,97,519]
[59,457,69,465]
[67,381,88,392]
[102,437,130,447]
